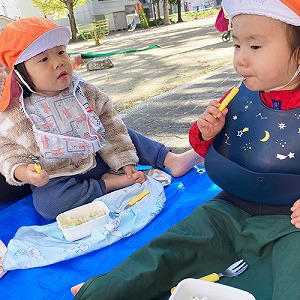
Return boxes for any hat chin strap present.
[269,65,300,91]
[13,69,37,94]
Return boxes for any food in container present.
[56,201,109,242]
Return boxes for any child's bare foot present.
[102,172,141,192]
[164,149,204,177]
[71,283,84,295]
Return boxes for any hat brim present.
[0,26,70,112]
[223,0,300,26]
[16,27,70,65]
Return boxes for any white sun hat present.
[223,0,300,26]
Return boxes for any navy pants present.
[32,128,170,220]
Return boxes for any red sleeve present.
[189,88,233,157]
[189,121,214,157]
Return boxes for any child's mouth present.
[58,71,68,79]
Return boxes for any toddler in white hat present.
[71,1,300,299]
[191,0,300,210]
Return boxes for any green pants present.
[74,199,300,300]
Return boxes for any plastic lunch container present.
[168,278,256,300]
[56,201,110,242]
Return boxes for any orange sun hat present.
[0,17,70,112]
[223,0,300,26]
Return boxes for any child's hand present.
[291,199,300,228]
[14,164,49,187]
[131,170,145,184]
[197,99,228,141]
[27,164,49,187]
[122,165,145,184]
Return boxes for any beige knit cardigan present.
[0,81,138,186]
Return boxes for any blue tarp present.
[0,166,220,300]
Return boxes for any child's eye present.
[233,44,240,49]
[58,50,65,55]
[39,57,48,63]
[251,45,261,50]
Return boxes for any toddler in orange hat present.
[0,17,202,218]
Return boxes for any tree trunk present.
[66,1,78,41]
[152,1,158,26]
[156,2,161,19]
[177,0,183,22]
[163,0,171,25]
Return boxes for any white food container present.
[56,201,110,242]
[169,278,256,300]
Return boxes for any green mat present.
[68,44,160,58]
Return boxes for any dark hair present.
[286,24,300,89]
[14,62,36,97]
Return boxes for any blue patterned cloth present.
[3,176,165,270]
[0,166,220,300]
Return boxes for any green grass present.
[147,9,218,26]
[169,9,218,22]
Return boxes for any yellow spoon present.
[113,190,150,216]
[30,156,42,174]
[34,163,42,174]
[213,77,245,118]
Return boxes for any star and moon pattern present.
[213,84,300,175]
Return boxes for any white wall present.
[18,0,44,17]
[74,0,136,24]
[91,0,135,15]
[54,0,137,29]
[0,0,44,19]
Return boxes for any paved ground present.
[121,64,239,152]
[67,16,238,153]
[67,16,233,111]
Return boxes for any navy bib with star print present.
[205,83,300,206]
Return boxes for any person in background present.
[0,18,202,217]
[71,1,300,299]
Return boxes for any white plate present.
[169,278,256,300]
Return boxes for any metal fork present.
[170,259,248,294]
[199,259,248,282]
